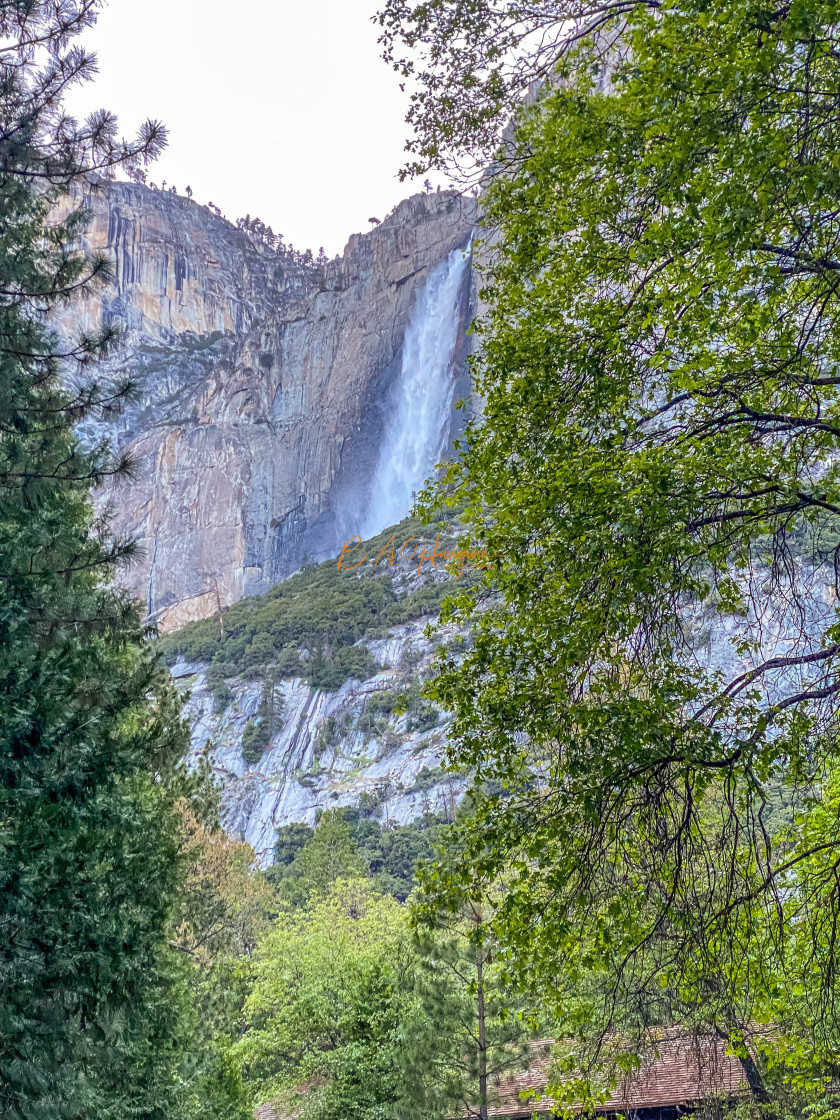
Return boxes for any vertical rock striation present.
[58,181,477,630]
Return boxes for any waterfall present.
[360,239,471,539]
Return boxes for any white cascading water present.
[360,239,472,539]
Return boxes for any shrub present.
[407,704,439,733]
[316,712,352,754]
[242,632,277,672]
[206,662,233,711]
[409,765,447,793]
[380,729,403,755]
[241,679,285,764]
[241,719,270,766]
[317,716,338,752]
[307,646,376,691]
[366,689,400,717]
[275,644,303,678]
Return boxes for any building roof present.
[489,1031,748,1116]
[254,1030,750,1120]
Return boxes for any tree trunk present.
[714,1024,769,1102]
[477,946,488,1120]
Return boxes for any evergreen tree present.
[267,811,367,905]
[402,896,530,1120]
[265,810,446,904]
[0,2,212,1115]
[295,810,367,891]
[268,821,315,873]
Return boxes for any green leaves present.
[0,7,222,1116]
[408,0,840,1093]
[234,876,532,1120]
[235,880,411,1118]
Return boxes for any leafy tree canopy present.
[234,879,413,1119]
[401,0,840,1095]
[266,808,446,905]
[234,876,533,1120]
[375,0,651,180]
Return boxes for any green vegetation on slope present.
[159,516,476,695]
[264,807,448,903]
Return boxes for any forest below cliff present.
[6,0,840,1119]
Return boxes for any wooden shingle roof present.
[489,1031,748,1117]
[253,1030,750,1120]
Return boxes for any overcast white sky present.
[65,0,438,256]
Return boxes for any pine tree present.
[401,897,530,1120]
[271,810,367,905]
[0,2,208,1115]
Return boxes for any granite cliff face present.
[59,181,477,630]
[174,612,468,865]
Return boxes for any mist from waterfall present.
[360,240,471,539]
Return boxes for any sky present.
[65,0,438,256]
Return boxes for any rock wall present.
[58,181,477,630]
[175,613,468,865]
